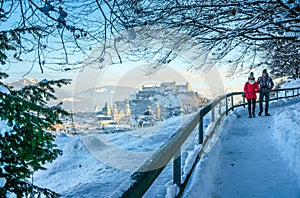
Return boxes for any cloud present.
[61,97,80,102]
[95,88,107,93]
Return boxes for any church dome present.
[102,102,112,115]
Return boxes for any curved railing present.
[117,86,300,198]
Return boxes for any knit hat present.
[248,72,254,79]
[262,69,267,74]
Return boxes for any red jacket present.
[244,81,259,99]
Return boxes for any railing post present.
[276,91,279,100]
[226,97,228,116]
[211,107,215,122]
[285,90,287,98]
[243,96,246,108]
[293,89,295,97]
[231,95,234,111]
[219,102,222,115]
[198,117,203,144]
[173,147,181,190]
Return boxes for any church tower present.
[186,82,191,92]
[113,102,118,115]
[125,102,131,116]
[156,103,161,119]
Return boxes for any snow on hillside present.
[152,91,181,108]
[34,113,198,197]
[10,78,39,88]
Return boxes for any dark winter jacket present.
[257,75,274,93]
[244,81,259,99]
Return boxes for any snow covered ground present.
[34,113,200,197]
[183,79,300,197]
[33,79,300,197]
[273,101,300,179]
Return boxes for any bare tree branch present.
[0,0,299,76]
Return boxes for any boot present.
[258,111,263,116]
[265,113,270,116]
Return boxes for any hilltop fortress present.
[96,82,209,125]
[134,82,193,100]
[129,81,209,118]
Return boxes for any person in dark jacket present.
[257,69,274,116]
[244,72,259,118]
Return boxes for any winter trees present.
[1,0,299,74]
[0,0,122,72]
[114,0,300,73]
[0,72,71,197]
[262,40,299,77]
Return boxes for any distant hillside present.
[9,78,133,112]
[8,78,209,114]
[71,86,134,112]
[126,81,210,118]
[10,78,72,98]
[10,78,39,88]
[128,91,209,119]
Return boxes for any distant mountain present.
[71,86,134,112]
[9,78,134,112]
[78,86,134,99]
[10,78,73,102]
[7,78,209,115]
[10,78,39,88]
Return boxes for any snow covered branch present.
[0,0,299,74]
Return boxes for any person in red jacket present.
[244,72,260,118]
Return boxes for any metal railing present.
[119,86,300,198]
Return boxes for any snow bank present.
[182,109,239,197]
[181,143,201,182]
[273,101,300,178]
[280,78,300,89]
[272,78,300,179]
[165,182,179,198]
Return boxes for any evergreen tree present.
[0,72,71,197]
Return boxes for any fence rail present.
[119,86,300,198]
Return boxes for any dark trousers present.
[247,98,256,116]
[259,91,270,113]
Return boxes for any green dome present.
[102,102,111,115]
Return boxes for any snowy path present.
[211,104,300,197]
